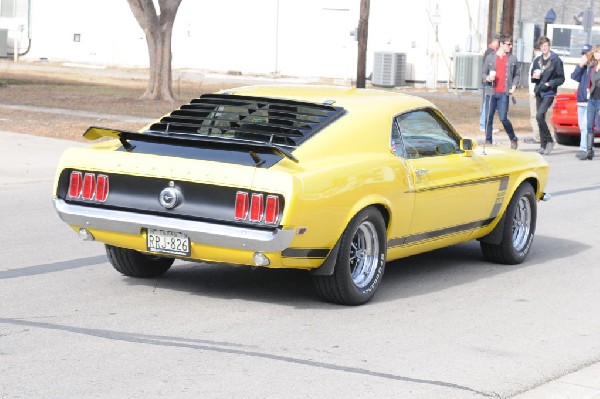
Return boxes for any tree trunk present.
[126,0,182,101]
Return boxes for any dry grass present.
[0,70,534,142]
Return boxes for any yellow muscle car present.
[53,85,549,305]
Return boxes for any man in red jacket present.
[482,34,521,149]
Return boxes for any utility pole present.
[585,0,595,45]
[501,0,515,36]
[356,0,370,89]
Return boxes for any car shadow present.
[377,234,587,302]
[123,234,588,308]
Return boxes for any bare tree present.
[127,0,182,101]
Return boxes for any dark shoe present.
[544,142,555,155]
[576,150,588,160]
[510,139,519,150]
[485,140,493,145]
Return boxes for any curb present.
[511,363,600,398]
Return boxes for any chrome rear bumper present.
[54,199,295,252]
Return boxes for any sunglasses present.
[503,42,513,46]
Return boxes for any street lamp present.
[432,4,441,41]
[544,8,556,35]
[431,4,441,89]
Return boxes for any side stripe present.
[283,175,510,257]
[389,175,510,248]
[388,217,495,248]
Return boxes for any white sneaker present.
[544,142,555,155]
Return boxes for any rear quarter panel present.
[262,108,415,256]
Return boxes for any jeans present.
[480,94,490,131]
[486,92,517,143]
[586,98,600,139]
[577,104,588,151]
[529,92,540,141]
[536,96,555,149]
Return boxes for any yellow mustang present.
[53,86,549,305]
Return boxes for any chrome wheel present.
[312,207,386,305]
[480,183,537,265]
[350,221,380,288]
[512,196,531,252]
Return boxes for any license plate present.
[147,228,190,256]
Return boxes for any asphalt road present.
[2,130,600,398]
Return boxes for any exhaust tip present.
[542,192,552,201]
[78,228,95,241]
[253,252,270,267]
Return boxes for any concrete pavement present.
[2,59,600,398]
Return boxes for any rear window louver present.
[144,94,346,148]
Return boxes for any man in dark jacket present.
[571,44,593,159]
[531,36,565,155]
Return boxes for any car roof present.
[219,85,436,118]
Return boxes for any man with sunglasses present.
[482,34,520,149]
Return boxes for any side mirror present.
[460,138,476,156]
[435,142,456,155]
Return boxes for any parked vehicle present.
[53,85,550,305]
[551,91,600,145]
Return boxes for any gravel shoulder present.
[0,62,533,142]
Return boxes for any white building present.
[0,0,489,85]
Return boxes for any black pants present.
[536,95,555,148]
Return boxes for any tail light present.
[264,195,279,224]
[81,173,96,200]
[95,175,109,202]
[234,191,249,220]
[250,194,264,222]
[67,170,110,202]
[68,171,82,198]
[235,191,281,225]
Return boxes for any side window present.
[392,109,460,159]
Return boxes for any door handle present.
[415,169,429,177]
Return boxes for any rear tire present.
[312,207,386,305]
[480,183,536,264]
[106,245,174,278]
[554,132,578,146]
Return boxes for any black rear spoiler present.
[83,126,299,163]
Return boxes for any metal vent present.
[146,94,345,149]
[453,53,483,89]
[372,52,406,87]
[0,29,8,57]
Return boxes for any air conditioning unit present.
[372,52,406,87]
[453,52,482,89]
[0,29,8,57]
